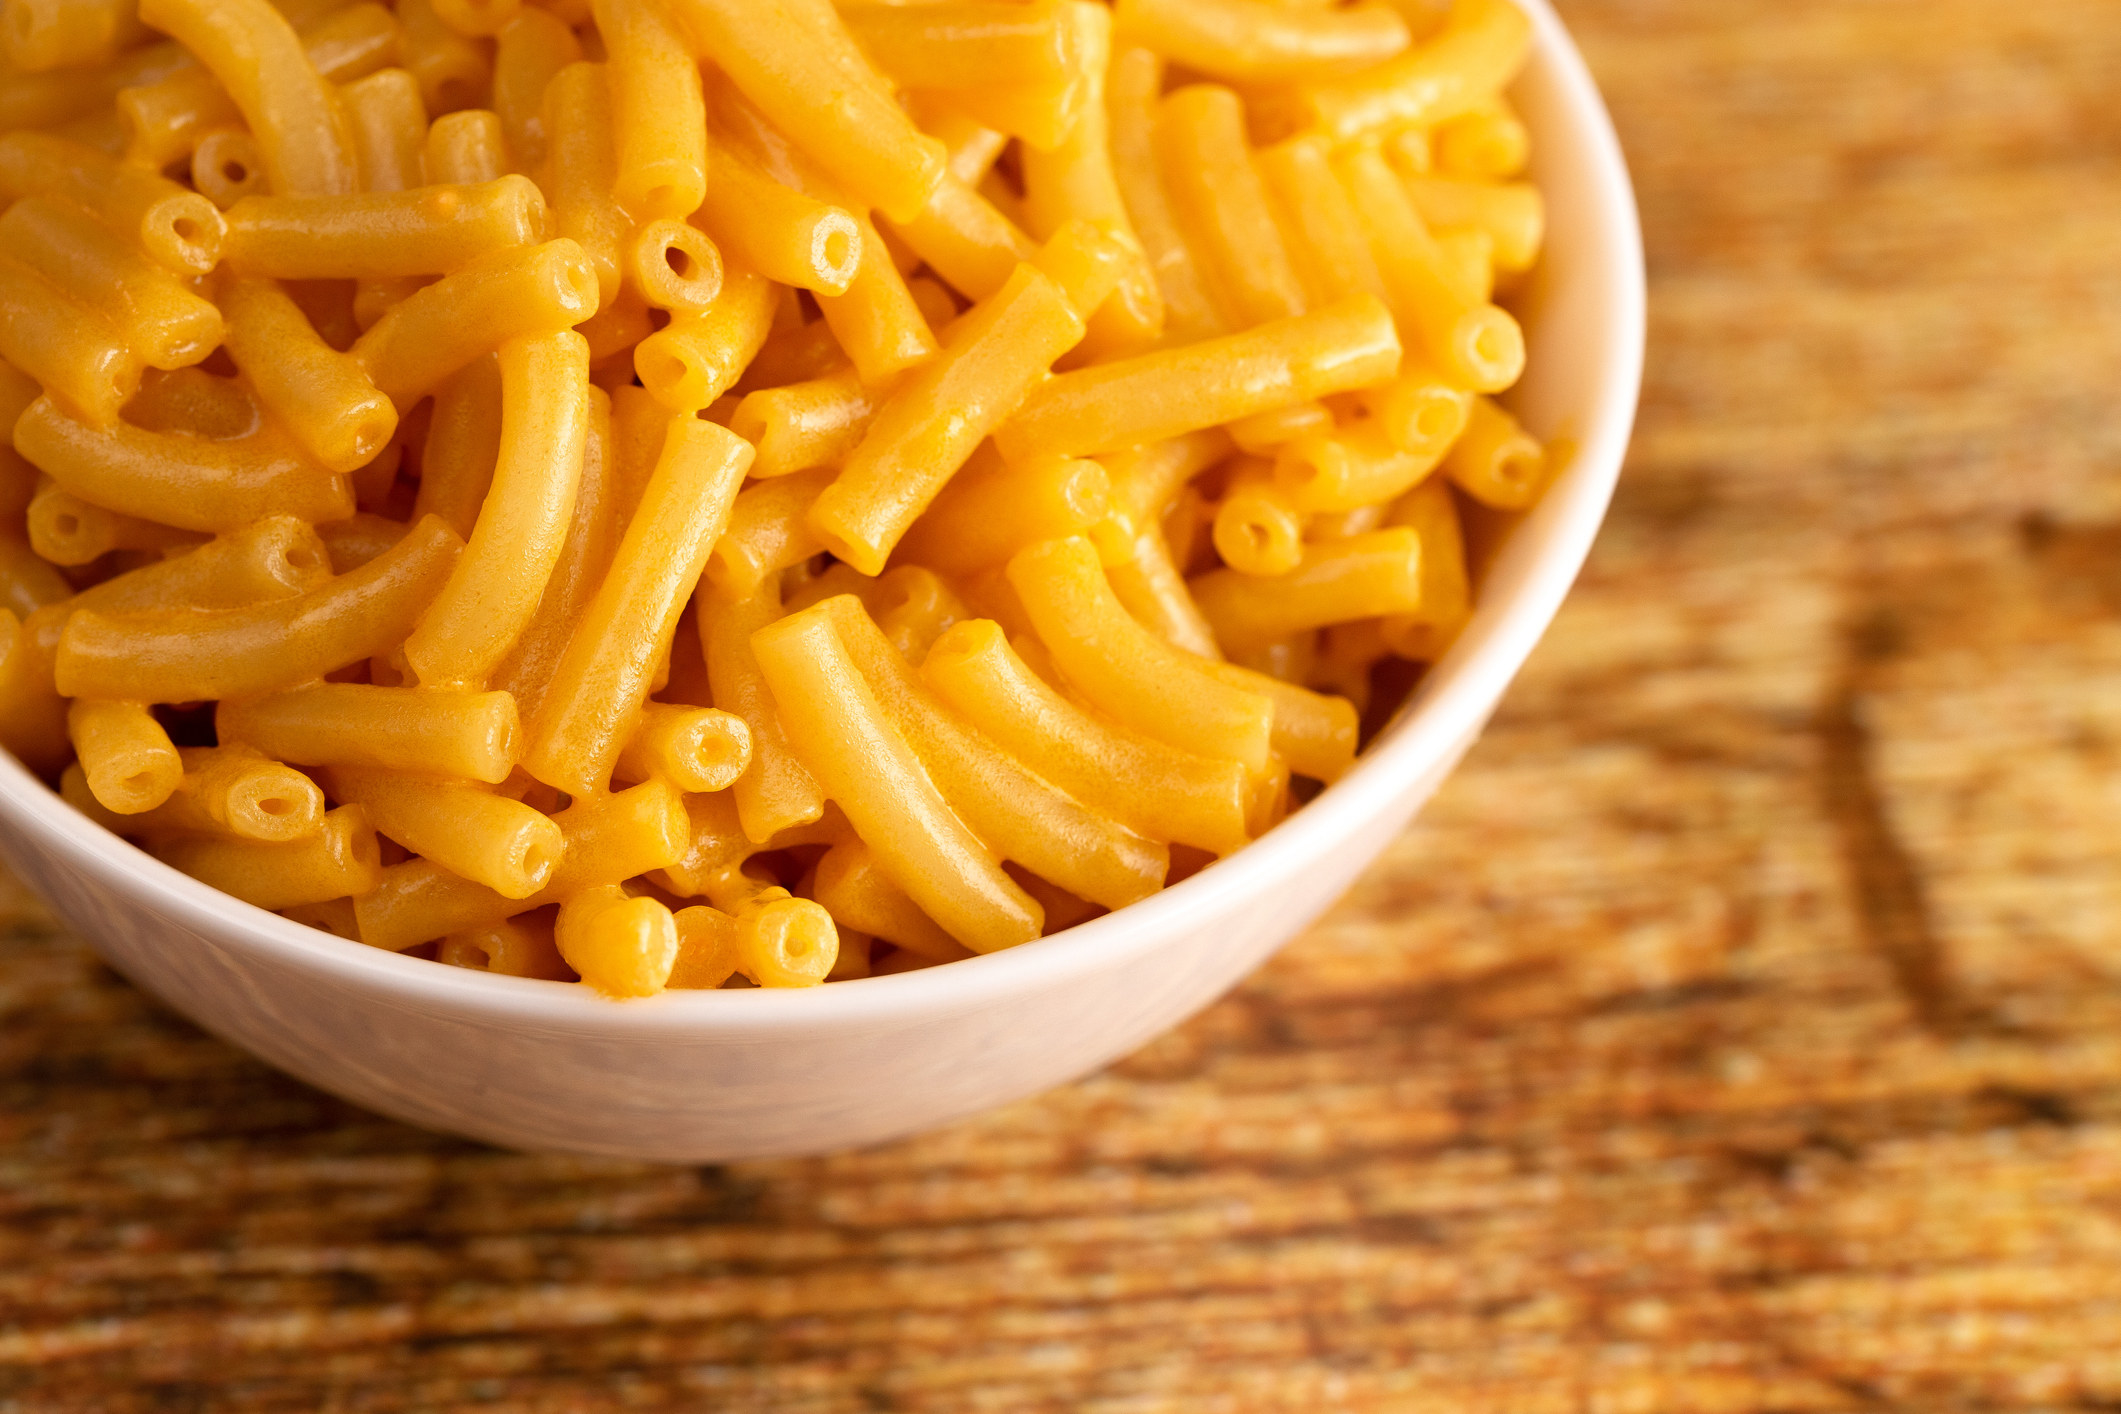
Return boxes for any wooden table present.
[8,2,2121,1407]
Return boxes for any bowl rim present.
[0,0,1646,1038]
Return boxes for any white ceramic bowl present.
[0,2,1643,1163]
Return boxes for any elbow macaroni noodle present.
[0,0,1549,996]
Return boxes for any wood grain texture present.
[8,2,2121,1407]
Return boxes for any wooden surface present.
[8,3,2121,1408]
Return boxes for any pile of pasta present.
[0,0,1549,995]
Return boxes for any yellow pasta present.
[1440,393,1546,508]
[1009,535,1273,773]
[668,0,948,224]
[222,175,540,282]
[1155,83,1305,328]
[139,0,359,198]
[522,416,750,794]
[1115,0,1409,82]
[593,0,704,219]
[0,195,223,372]
[218,277,398,475]
[68,699,182,815]
[218,683,521,783]
[329,767,563,898]
[149,805,381,912]
[995,295,1400,463]
[922,619,1249,856]
[1191,527,1424,653]
[753,603,1043,953]
[351,238,600,407]
[56,515,462,702]
[491,6,582,169]
[0,0,1552,993]
[809,259,1086,575]
[405,330,589,690]
[556,884,679,998]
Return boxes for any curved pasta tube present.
[0,254,139,426]
[1189,526,1424,654]
[668,904,743,989]
[698,579,824,845]
[810,263,1084,575]
[411,355,502,540]
[16,396,355,534]
[219,278,398,475]
[4,0,148,72]
[705,468,832,600]
[1227,401,1333,455]
[406,330,589,691]
[523,417,751,795]
[728,367,880,481]
[813,838,972,963]
[1114,0,1406,81]
[994,295,1400,464]
[1273,418,1446,514]
[632,265,777,413]
[556,884,679,998]
[1017,2,1162,352]
[27,480,202,566]
[1379,474,1471,661]
[328,766,563,899]
[695,129,863,297]
[0,132,225,274]
[423,105,508,184]
[820,596,1165,910]
[327,65,428,195]
[122,4,399,171]
[922,619,1250,856]
[1106,44,1221,344]
[1254,134,1388,310]
[443,914,574,980]
[150,805,381,912]
[812,217,939,386]
[1105,523,1221,661]
[1440,395,1547,509]
[751,604,1044,953]
[882,174,1033,306]
[1336,146,1521,393]
[1008,535,1274,774]
[1405,175,1545,275]
[0,537,71,621]
[139,0,359,197]
[1155,83,1305,328]
[539,62,628,307]
[1211,462,1305,577]
[352,239,601,408]
[624,219,724,314]
[0,196,223,372]
[60,756,324,846]
[591,0,705,219]
[1192,658,1357,784]
[1358,363,1475,460]
[68,699,182,815]
[176,743,327,843]
[223,178,546,280]
[666,0,946,224]
[893,449,1110,576]
[352,780,688,950]
[51,520,330,633]
[193,132,269,210]
[492,386,617,721]
[56,515,463,703]
[491,6,582,168]
[0,608,66,772]
[615,704,752,794]
[217,683,520,783]
[1258,0,1531,143]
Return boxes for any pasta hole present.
[664,245,693,279]
[1414,402,1458,442]
[54,513,80,538]
[1497,449,1539,485]
[221,160,248,185]
[285,546,321,572]
[519,839,556,882]
[818,226,855,278]
[256,796,295,817]
[1241,521,1270,554]
[172,216,202,242]
[121,771,156,795]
